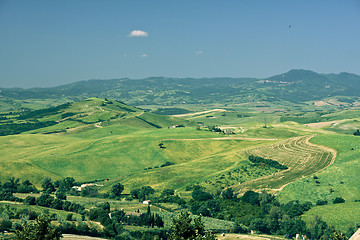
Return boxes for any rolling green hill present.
[0,97,196,136]
[0,97,313,194]
[2,96,360,234]
[0,98,272,191]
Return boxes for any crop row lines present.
[234,135,335,194]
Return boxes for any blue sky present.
[0,0,359,88]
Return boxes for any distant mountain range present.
[1,69,360,109]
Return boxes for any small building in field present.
[143,200,151,205]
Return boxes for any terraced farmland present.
[232,135,336,194]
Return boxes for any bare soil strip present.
[173,109,226,117]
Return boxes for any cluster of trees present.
[87,202,164,238]
[91,203,163,228]
[0,178,38,201]
[24,193,85,214]
[0,121,58,136]
[353,129,360,136]
[14,215,62,240]
[18,103,71,120]
[0,179,168,239]
[0,205,55,237]
[42,177,75,194]
[61,112,76,118]
[208,126,223,133]
[187,186,348,239]
[1,207,104,239]
[169,211,215,240]
[144,161,176,170]
[130,186,155,201]
[156,189,186,206]
[248,155,288,170]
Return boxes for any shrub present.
[333,197,345,204]
[241,191,260,206]
[316,199,328,206]
[192,189,213,201]
[36,194,54,207]
[248,155,288,170]
[24,196,36,205]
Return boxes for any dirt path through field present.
[305,120,339,128]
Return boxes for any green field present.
[0,123,279,195]
[277,134,360,204]
[2,97,360,235]
[302,202,360,233]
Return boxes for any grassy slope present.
[0,100,334,195]
[0,98,198,187]
[301,202,360,233]
[277,134,360,203]
[116,137,274,194]
[0,124,275,194]
[231,135,335,195]
[3,100,360,232]
[272,134,360,232]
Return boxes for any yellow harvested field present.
[174,109,226,117]
[313,101,330,106]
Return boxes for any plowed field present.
[232,135,336,194]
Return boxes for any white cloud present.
[140,53,148,58]
[195,50,203,55]
[128,30,149,37]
